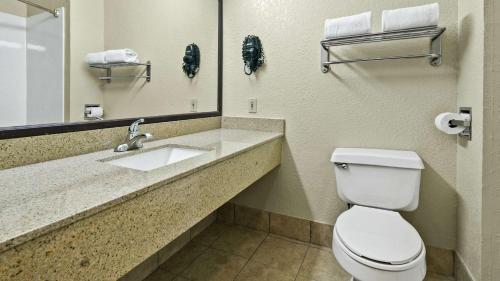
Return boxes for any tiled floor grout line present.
[146,222,455,281]
[268,212,271,233]
[169,244,208,281]
[207,243,252,260]
[171,224,227,281]
[160,222,316,281]
[206,223,268,260]
[231,232,270,281]
[233,230,311,280]
[268,232,311,247]
[293,244,311,281]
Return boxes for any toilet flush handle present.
[335,163,349,169]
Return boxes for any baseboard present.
[217,202,455,278]
[455,253,476,281]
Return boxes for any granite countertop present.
[0,129,283,253]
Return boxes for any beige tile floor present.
[144,223,455,281]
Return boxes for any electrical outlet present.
[248,98,257,113]
[190,99,198,112]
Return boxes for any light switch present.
[248,98,257,113]
[190,99,198,112]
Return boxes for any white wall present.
[0,11,27,127]
[0,5,64,127]
[26,8,64,125]
[225,0,458,250]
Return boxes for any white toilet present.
[330,148,427,281]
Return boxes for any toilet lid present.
[335,205,423,265]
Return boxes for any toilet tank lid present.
[331,148,424,170]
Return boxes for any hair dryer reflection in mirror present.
[183,43,201,78]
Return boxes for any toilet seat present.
[333,228,427,281]
[335,205,423,267]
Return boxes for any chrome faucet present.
[114,119,153,152]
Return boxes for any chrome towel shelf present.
[89,61,151,83]
[320,26,446,73]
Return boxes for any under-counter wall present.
[70,0,219,122]
[224,0,458,251]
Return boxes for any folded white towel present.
[105,49,139,64]
[86,52,107,65]
[382,3,439,32]
[324,12,372,39]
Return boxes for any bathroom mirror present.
[0,0,222,139]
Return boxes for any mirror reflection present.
[0,0,219,127]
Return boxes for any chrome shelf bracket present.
[321,45,330,73]
[430,33,443,66]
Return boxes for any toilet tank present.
[331,148,425,211]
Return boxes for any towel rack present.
[89,61,151,83]
[320,26,446,73]
[16,0,60,17]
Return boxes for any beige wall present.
[482,0,500,280]
[69,0,219,121]
[456,1,500,280]
[456,0,484,280]
[102,0,219,119]
[0,0,27,17]
[2,0,219,123]
[225,0,459,250]
[69,0,104,121]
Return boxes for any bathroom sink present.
[106,146,209,171]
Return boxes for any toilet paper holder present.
[453,107,472,140]
[84,104,104,121]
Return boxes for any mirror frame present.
[0,0,223,140]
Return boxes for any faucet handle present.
[129,118,145,134]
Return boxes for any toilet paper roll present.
[88,107,104,118]
[435,112,465,134]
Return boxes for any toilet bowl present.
[332,206,426,281]
[330,148,427,281]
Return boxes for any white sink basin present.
[106,146,209,171]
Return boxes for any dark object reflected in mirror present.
[183,43,201,78]
[242,35,265,75]
[0,0,222,140]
